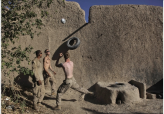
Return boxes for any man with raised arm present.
[54,51,94,110]
[43,49,56,96]
[32,50,45,111]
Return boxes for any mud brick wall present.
[2,0,162,90]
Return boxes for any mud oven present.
[95,81,146,104]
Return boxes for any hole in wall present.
[116,92,125,104]
[116,83,125,85]
[108,83,125,87]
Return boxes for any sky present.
[66,0,163,22]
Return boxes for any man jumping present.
[43,49,56,96]
[54,52,94,110]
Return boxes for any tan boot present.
[79,93,85,101]
[34,104,39,111]
[51,90,56,96]
[38,102,45,107]
[89,92,95,97]
[54,105,61,110]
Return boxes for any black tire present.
[66,37,80,50]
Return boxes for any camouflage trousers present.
[33,80,45,104]
[44,70,56,91]
[44,76,56,91]
[56,77,90,106]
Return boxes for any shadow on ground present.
[42,102,54,110]
[62,99,77,102]
[44,96,56,100]
[84,83,105,105]
[147,79,163,93]
[147,79,163,99]
[82,107,107,114]
[14,73,33,88]
[13,73,35,108]
[82,108,155,114]
[19,88,33,108]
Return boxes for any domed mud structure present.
[95,82,141,104]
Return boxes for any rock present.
[26,110,30,113]
[116,100,121,104]
[5,97,10,100]
[6,106,13,111]
[146,92,156,99]
[156,94,163,99]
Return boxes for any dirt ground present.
[6,87,162,114]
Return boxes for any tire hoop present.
[66,37,80,50]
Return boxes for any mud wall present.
[80,5,163,89]
[2,0,162,90]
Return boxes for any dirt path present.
[23,88,163,114]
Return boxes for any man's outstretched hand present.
[59,53,63,57]
[53,71,56,75]
[56,53,63,67]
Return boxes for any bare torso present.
[62,61,74,79]
[44,56,51,70]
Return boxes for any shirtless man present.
[54,52,94,110]
[43,49,56,96]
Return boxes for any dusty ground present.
[41,96,163,114]
[6,87,162,114]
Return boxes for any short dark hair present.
[44,49,48,53]
[36,50,41,57]
[64,52,70,59]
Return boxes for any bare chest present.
[45,58,51,64]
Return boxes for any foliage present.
[1,0,52,77]
[1,0,53,112]
[1,83,27,113]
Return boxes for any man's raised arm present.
[56,53,63,67]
